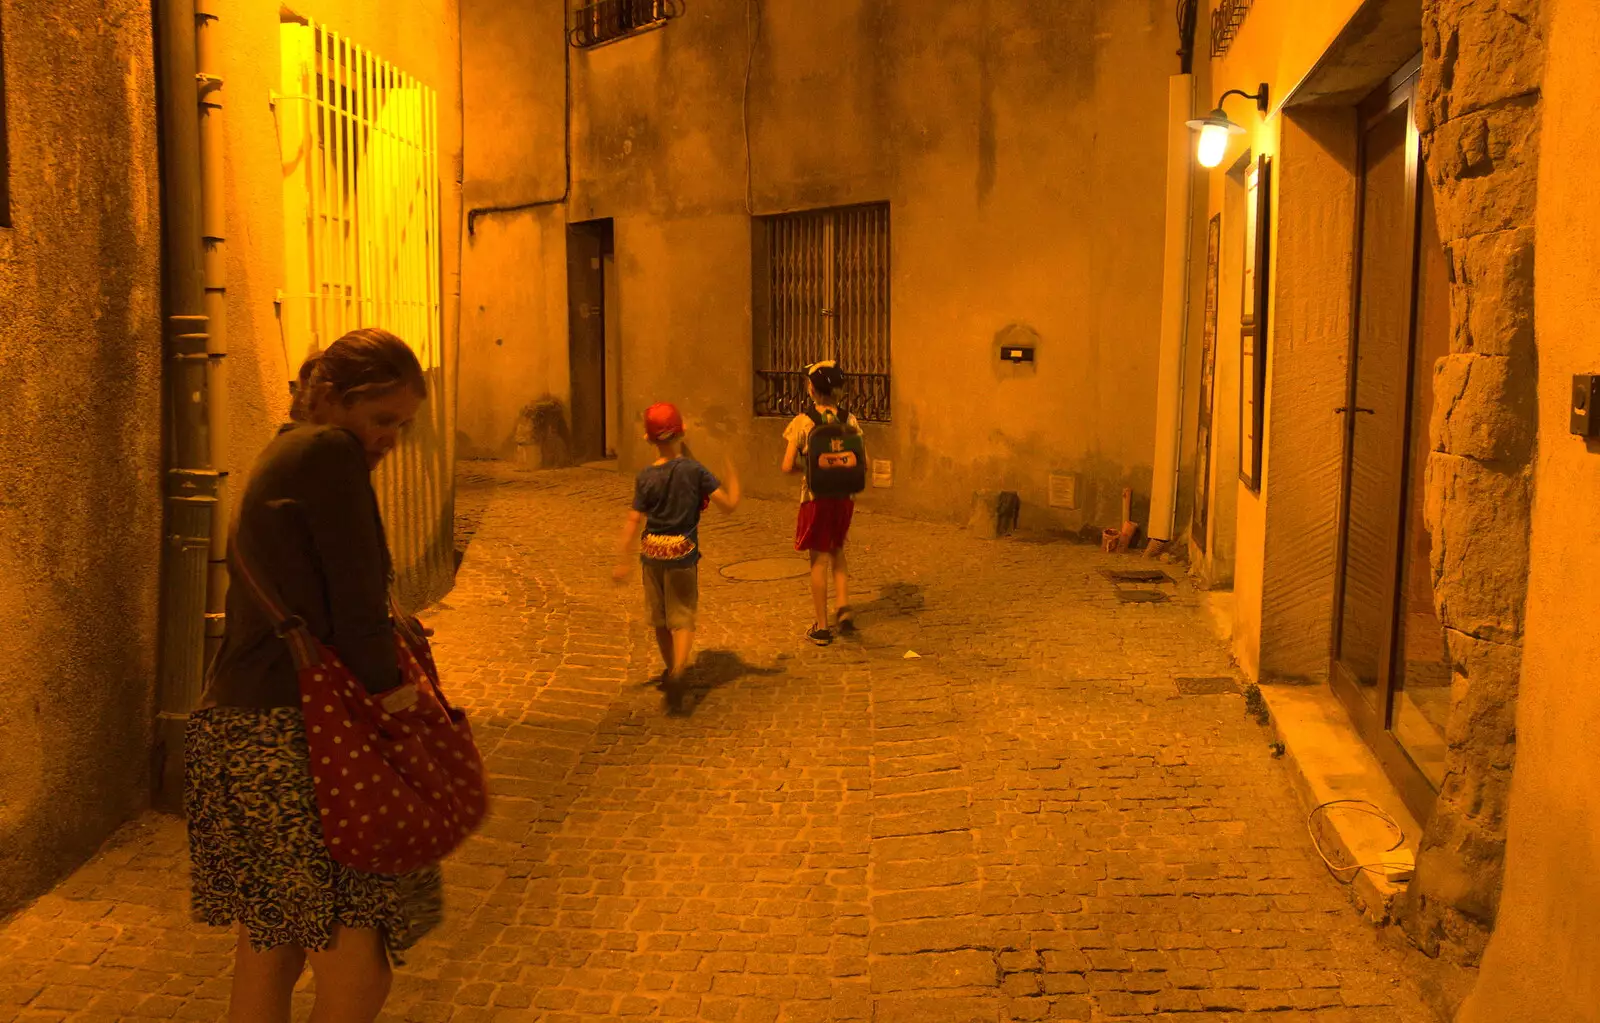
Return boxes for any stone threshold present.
[1255,681,1422,924]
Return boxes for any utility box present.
[1572,374,1599,437]
[1048,472,1080,510]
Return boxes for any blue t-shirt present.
[633,457,721,565]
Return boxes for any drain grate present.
[1101,568,1173,584]
[719,557,811,582]
[1175,676,1240,696]
[1117,589,1170,604]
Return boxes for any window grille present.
[277,23,455,611]
[569,0,684,49]
[1210,0,1255,59]
[754,203,891,422]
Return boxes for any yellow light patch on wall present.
[278,21,454,612]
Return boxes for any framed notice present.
[1192,214,1222,551]
[1239,155,1271,492]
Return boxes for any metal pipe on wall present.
[464,9,570,235]
[1146,73,1196,546]
[196,0,230,674]
[152,0,221,809]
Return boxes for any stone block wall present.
[1398,0,1544,966]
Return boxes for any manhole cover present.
[1117,589,1169,603]
[720,557,811,582]
[1175,676,1239,695]
[1102,568,1173,584]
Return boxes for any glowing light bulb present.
[1197,123,1231,168]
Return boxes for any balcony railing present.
[756,371,891,424]
[569,0,685,50]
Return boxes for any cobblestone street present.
[0,466,1434,1022]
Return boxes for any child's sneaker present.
[808,624,834,646]
[835,606,856,634]
[662,670,693,713]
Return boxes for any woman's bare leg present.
[229,927,305,1023]
[305,925,392,1023]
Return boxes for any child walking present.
[615,403,740,701]
[782,361,867,646]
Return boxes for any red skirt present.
[795,498,854,552]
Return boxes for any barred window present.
[753,203,891,422]
[569,0,684,49]
[277,21,454,610]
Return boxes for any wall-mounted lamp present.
[1186,83,1269,169]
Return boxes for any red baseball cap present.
[644,402,684,441]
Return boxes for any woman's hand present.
[612,562,631,585]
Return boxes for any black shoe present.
[662,670,693,712]
[808,624,834,646]
[835,606,857,634]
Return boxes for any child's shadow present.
[857,581,926,618]
[665,650,786,716]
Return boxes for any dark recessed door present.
[567,221,609,463]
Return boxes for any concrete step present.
[1256,682,1421,923]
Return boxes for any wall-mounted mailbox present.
[995,324,1040,375]
[1573,374,1600,437]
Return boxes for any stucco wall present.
[218,0,463,472]
[1201,0,1368,679]
[1253,108,1356,683]
[458,0,565,458]
[1458,0,1592,1016]
[462,0,1180,530]
[0,0,164,911]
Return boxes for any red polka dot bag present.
[232,548,488,876]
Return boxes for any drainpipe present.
[196,0,230,669]
[152,0,225,811]
[1146,73,1196,550]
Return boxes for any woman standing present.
[186,328,438,1022]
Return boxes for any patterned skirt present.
[185,707,443,963]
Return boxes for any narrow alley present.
[0,466,1431,1022]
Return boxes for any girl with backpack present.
[781,361,868,646]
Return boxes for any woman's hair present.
[289,327,427,421]
[806,360,846,399]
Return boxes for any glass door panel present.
[1330,58,1443,824]
[1334,101,1415,707]
[1391,173,1452,788]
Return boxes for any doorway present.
[1330,56,1451,824]
[567,219,619,463]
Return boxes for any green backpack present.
[804,405,867,499]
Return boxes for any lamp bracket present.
[1218,83,1270,116]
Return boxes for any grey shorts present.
[642,560,699,631]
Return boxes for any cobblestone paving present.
[0,466,1435,1022]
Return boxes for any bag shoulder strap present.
[227,514,325,669]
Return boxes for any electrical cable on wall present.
[465,7,573,235]
[1175,0,1199,75]
[744,0,762,216]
